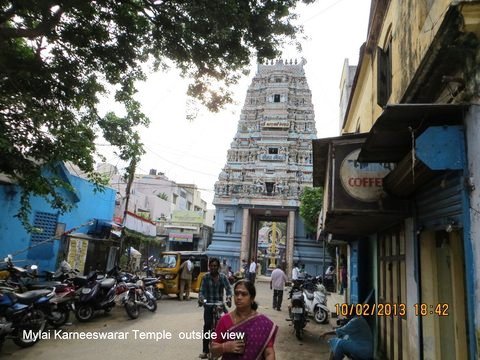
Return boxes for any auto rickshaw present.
[154,251,208,298]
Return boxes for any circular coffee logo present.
[339,149,394,202]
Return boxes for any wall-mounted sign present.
[339,149,394,202]
[259,154,286,161]
[172,211,204,224]
[263,120,289,128]
[67,238,89,273]
[168,233,193,243]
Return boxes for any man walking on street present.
[179,256,194,301]
[198,257,232,359]
[270,264,287,311]
[248,258,257,284]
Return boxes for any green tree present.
[0,0,314,228]
[299,187,323,233]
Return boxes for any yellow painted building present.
[315,1,480,359]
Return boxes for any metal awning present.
[323,212,407,236]
[312,133,366,187]
[358,104,467,162]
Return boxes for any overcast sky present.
[98,0,371,209]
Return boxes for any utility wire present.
[144,145,219,178]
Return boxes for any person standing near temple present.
[270,264,287,311]
[292,262,300,284]
[220,258,229,276]
[248,258,257,284]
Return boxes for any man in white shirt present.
[248,258,257,284]
[270,264,288,311]
[179,256,194,301]
[292,263,300,284]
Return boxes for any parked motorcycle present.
[1,255,64,292]
[142,276,161,302]
[45,281,78,327]
[110,265,162,302]
[142,256,157,277]
[0,289,47,348]
[43,260,81,283]
[74,271,116,322]
[123,277,157,319]
[287,285,308,340]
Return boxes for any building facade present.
[100,165,211,253]
[0,163,116,272]
[208,59,327,277]
[314,1,480,359]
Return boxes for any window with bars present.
[28,211,58,260]
[377,39,392,106]
[31,211,58,243]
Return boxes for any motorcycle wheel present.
[75,304,94,322]
[125,298,139,319]
[146,298,157,312]
[48,305,70,328]
[154,289,162,301]
[314,308,329,324]
[294,326,303,340]
[13,309,46,348]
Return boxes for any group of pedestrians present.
[196,257,372,360]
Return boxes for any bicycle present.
[203,300,227,360]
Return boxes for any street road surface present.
[1,279,333,359]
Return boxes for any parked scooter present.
[287,285,308,340]
[74,271,116,322]
[302,279,329,324]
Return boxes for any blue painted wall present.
[0,165,116,272]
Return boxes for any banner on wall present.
[67,237,89,273]
[168,233,193,243]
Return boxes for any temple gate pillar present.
[286,210,295,279]
[240,208,250,262]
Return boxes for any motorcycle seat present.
[15,289,52,304]
[28,281,62,290]
[143,278,159,286]
[72,276,88,288]
[99,278,116,289]
[304,291,314,301]
[292,292,303,301]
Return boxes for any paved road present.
[1,279,335,359]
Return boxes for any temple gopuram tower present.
[208,59,326,277]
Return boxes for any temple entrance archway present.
[255,220,287,275]
[242,208,296,277]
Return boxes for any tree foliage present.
[0,0,313,228]
[299,187,323,233]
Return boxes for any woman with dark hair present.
[210,280,277,360]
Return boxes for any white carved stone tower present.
[208,59,325,277]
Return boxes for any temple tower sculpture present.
[208,59,326,277]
